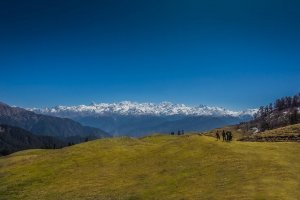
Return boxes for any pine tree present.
[268,103,273,113]
[285,97,292,108]
[292,95,297,107]
[264,106,269,116]
[289,109,298,125]
[275,99,282,110]
[258,106,265,118]
[253,113,258,119]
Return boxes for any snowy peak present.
[29,101,257,118]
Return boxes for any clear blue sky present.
[0,0,299,110]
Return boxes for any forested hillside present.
[240,93,300,132]
[0,124,66,156]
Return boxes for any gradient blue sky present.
[0,0,299,110]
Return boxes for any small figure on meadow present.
[226,131,229,141]
[229,131,233,141]
[225,131,232,142]
[216,131,220,140]
[222,130,226,141]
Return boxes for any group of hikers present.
[169,129,232,141]
[216,130,233,142]
[170,130,185,135]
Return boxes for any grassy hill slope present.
[240,123,300,142]
[1,135,300,200]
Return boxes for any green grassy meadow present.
[1,134,300,200]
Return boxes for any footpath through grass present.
[0,135,299,200]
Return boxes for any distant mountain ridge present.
[0,102,110,140]
[30,101,257,117]
[29,101,257,137]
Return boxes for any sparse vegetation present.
[240,123,300,142]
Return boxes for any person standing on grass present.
[216,131,220,140]
[229,131,233,141]
[222,130,226,141]
[225,131,232,142]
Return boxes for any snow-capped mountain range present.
[28,101,258,137]
[30,101,257,118]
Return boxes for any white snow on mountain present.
[29,101,258,118]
